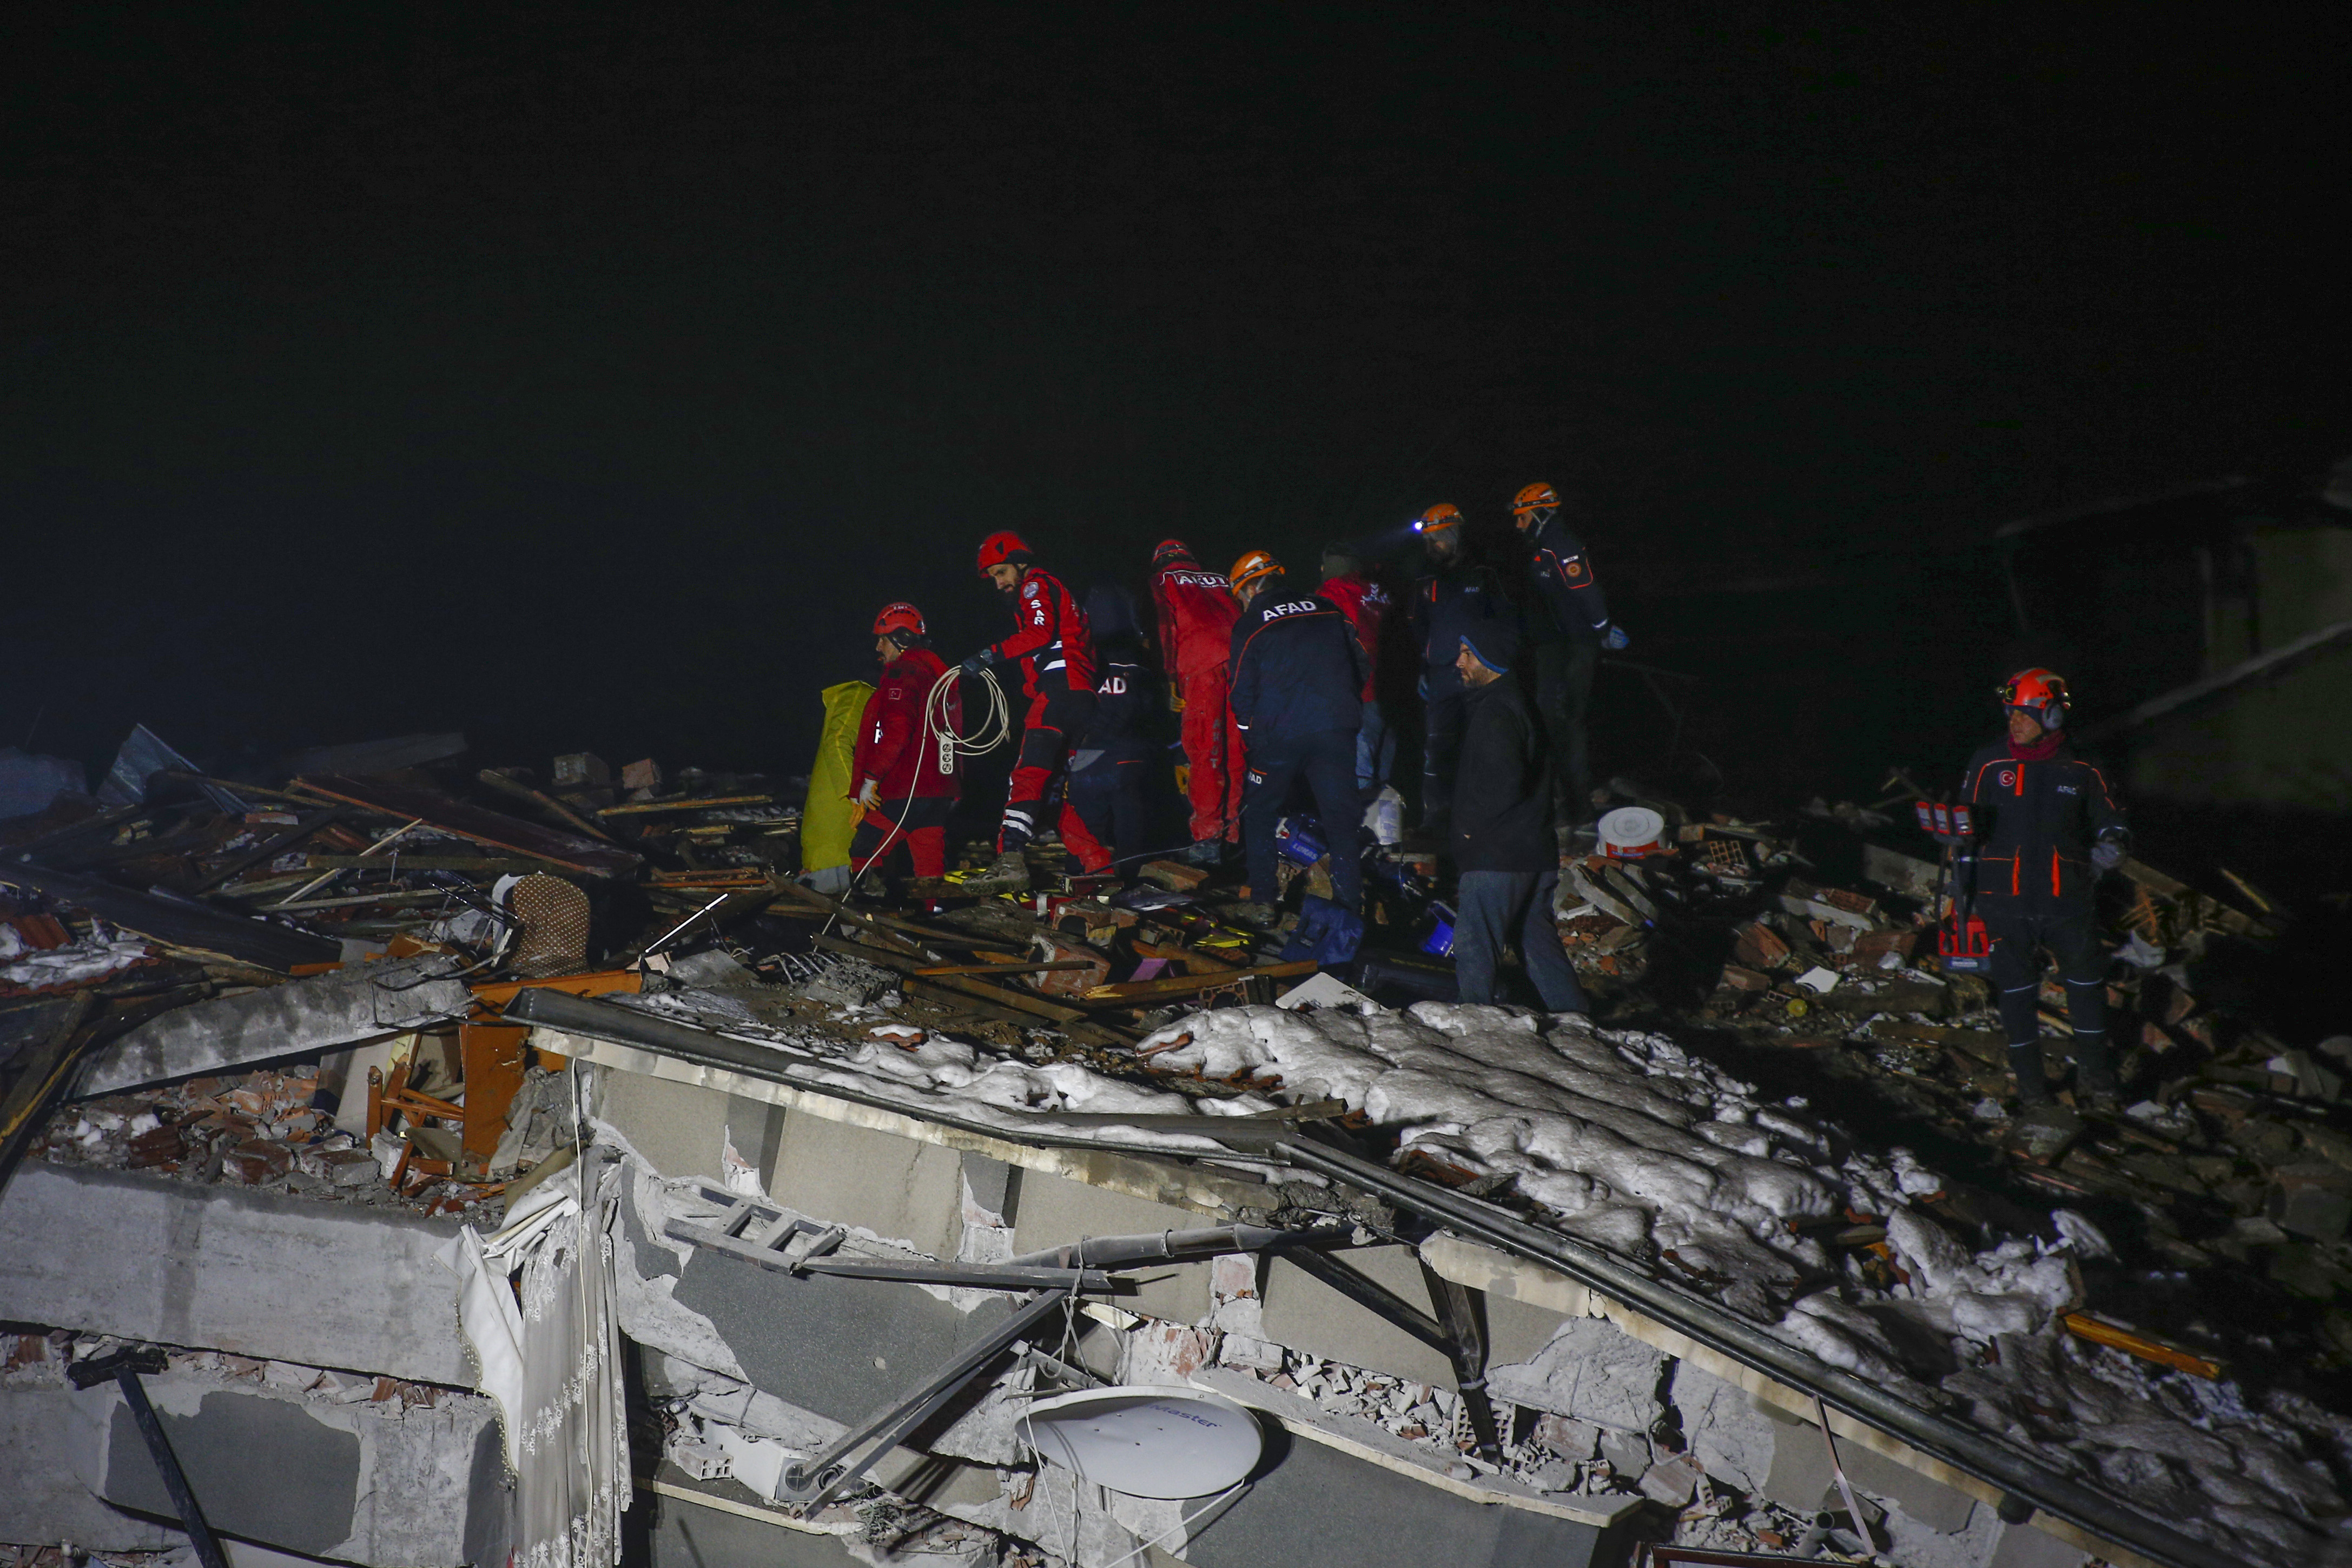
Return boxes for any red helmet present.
[1152,538,1194,566]
[2000,667,2070,728]
[975,531,1033,574]
[1511,482,1558,519]
[872,601,926,639]
[1229,549,1283,594]
[1413,502,1463,535]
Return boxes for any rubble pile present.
[6,727,2351,1568]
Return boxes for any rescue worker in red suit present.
[1318,542,1403,799]
[1948,669,2131,1110]
[847,602,961,883]
[1148,539,1242,865]
[961,531,1095,894]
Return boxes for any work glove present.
[960,649,998,678]
[851,778,880,809]
[1602,623,1630,652]
[2091,829,2129,871]
[1168,689,1186,713]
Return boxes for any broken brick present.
[222,1138,292,1184]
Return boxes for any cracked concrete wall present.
[0,1165,468,1384]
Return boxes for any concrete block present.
[5,1373,508,1568]
[0,1382,182,1550]
[1263,1245,1564,1386]
[0,1163,468,1385]
[1485,1316,1664,1433]
[767,1107,963,1259]
[1012,1168,1212,1323]
[1988,1519,2092,1567]
[602,1069,734,1183]
[82,957,473,1095]
[1670,1361,1778,1493]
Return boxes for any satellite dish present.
[1019,1386,1263,1498]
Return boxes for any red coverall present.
[848,646,960,878]
[989,567,1096,851]
[1318,571,1394,703]
[1151,562,1243,842]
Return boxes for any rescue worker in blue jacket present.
[1510,482,1628,847]
[1227,550,1368,914]
[1952,668,2131,1109]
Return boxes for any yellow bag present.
[800,679,876,872]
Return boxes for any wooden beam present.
[1080,960,1317,1004]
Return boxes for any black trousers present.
[1530,639,1598,829]
[1985,909,2114,1095]
[1420,686,1468,831]
[1243,727,1363,911]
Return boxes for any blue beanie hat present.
[1459,620,1519,675]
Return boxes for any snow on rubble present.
[1139,1000,2074,1347]
[1137,1000,2352,1566]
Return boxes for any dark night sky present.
[7,7,2349,792]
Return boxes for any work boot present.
[2006,1041,2054,1110]
[1186,837,1224,868]
[962,850,1031,896]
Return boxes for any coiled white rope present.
[926,661,1013,772]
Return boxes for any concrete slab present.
[1012,1169,1212,1323]
[81,957,473,1094]
[768,1106,964,1259]
[0,1163,469,1385]
[1260,1245,1564,1387]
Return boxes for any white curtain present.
[442,1150,629,1568]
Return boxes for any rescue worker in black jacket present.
[1405,503,1510,838]
[1057,584,1161,875]
[1227,549,1367,914]
[1510,482,1628,848]
[1954,668,2130,1108]
[1449,619,1591,1014]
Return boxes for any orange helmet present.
[1152,538,1193,566]
[872,601,926,639]
[1413,503,1462,535]
[2000,667,2070,729]
[975,531,1033,574]
[1511,482,1558,520]
[1229,549,1283,594]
